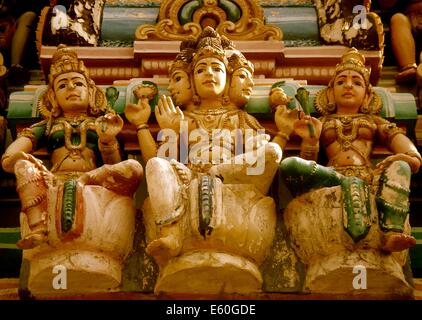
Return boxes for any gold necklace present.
[334,116,359,150]
[192,107,230,115]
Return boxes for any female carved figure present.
[281,48,421,252]
[1,45,143,249]
[142,27,284,293]
[278,48,421,295]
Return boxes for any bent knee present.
[391,13,411,29]
[279,156,308,175]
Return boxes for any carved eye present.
[175,76,182,82]
[336,80,344,86]
[58,83,66,89]
[354,81,363,87]
[75,81,85,87]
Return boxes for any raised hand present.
[274,105,299,136]
[125,100,151,127]
[155,95,184,131]
[294,111,322,143]
[95,112,124,144]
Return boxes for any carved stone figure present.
[1,45,143,294]
[141,27,286,294]
[377,0,422,84]
[279,48,422,296]
[314,0,384,50]
[40,0,105,47]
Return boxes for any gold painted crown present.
[169,40,196,75]
[227,51,254,74]
[334,48,370,85]
[191,27,227,67]
[48,44,90,84]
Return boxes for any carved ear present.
[88,81,107,116]
[326,86,335,106]
[47,88,61,117]
[360,88,373,114]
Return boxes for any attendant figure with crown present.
[1,45,143,294]
[279,48,422,296]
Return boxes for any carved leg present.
[144,158,191,265]
[78,159,143,196]
[14,160,48,249]
[376,160,416,252]
[209,142,282,195]
[279,157,343,196]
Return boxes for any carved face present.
[333,70,367,112]
[229,67,254,107]
[193,57,227,99]
[168,69,192,107]
[54,72,89,115]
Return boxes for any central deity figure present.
[142,27,287,293]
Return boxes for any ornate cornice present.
[135,0,282,41]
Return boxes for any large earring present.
[47,89,61,118]
[192,94,201,105]
[326,87,336,113]
[222,95,230,105]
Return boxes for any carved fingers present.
[95,112,124,143]
[125,101,151,126]
[155,95,184,131]
[274,105,299,135]
[294,112,322,142]
[375,153,421,174]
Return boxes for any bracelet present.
[137,123,149,131]
[300,142,319,159]
[276,131,290,141]
[98,140,119,153]
[405,150,422,163]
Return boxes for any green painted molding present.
[7,81,418,124]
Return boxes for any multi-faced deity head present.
[168,44,195,108]
[189,27,229,105]
[226,51,255,108]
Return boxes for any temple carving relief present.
[0,0,421,300]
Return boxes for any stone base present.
[154,251,262,294]
[305,249,413,297]
[284,186,414,297]
[27,249,122,294]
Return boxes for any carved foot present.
[17,230,47,249]
[395,64,417,84]
[382,232,416,253]
[146,235,182,266]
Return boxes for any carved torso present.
[321,114,377,169]
[184,108,264,169]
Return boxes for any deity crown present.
[48,44,90,84]
[334,48,371,86]
[191,26,227,67]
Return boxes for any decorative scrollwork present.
[136,0,283,41]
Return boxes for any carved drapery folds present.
[135,0,282,41]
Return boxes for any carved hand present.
[294,112,322,144]
[125,99,151,127]
[274,105,298,136]
[9,151,51,176]
[95,112,124,144]
[245,133,270,151]
[375,153,421,174]
[155,95,184,131]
